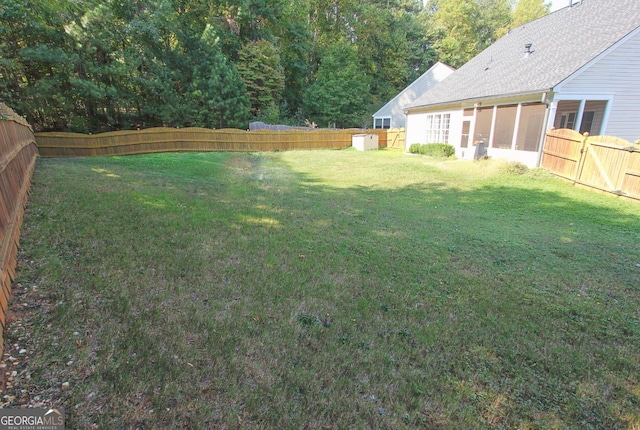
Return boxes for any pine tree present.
[303,42,371,128]
[236,40,286,121]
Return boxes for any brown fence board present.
[620,151,640,200]
[0,104,38,349]
[579,144,620,192]
[542,129,640,201]
[386,128,405,149]
[541,129,586,180]
[36,127,388,158]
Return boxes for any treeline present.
[0,0,548,133]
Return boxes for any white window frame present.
[552,93,613,135]
[559,111,577,130]
[559,110,595,134]
[374,117,391,129]
[425,113,450,143]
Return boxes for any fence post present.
[574,132,590,183]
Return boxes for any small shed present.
[352,134,379,151]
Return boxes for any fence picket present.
[542,128,639,201]
[0,104,38,351]
[36,128,388,157]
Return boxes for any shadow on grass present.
[11,152,640,429]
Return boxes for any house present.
[372,62,454,129]
[404,0,640,167]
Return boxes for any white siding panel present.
[448,110,464,155]
[405,109,462,151]
[485,148,540,168]
[372,63,454,129]
[405,112,429,149]
[559,30,640,141]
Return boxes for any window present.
[492,105,517,149]
[425,113,450,143]
[579,111,595,134]
[474,107,493,145]
[515,103,546,152]
[374,117,391,129]
[559,112,577,129]
[559,110,595,133]
[460,120,470,148]
[583,100,607,134]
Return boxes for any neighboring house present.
[404,0,640,167]
[372,62,455,129]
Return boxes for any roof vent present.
[524,43,533,58]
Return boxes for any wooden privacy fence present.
[36,127,388,158]
[386,128,405,149]
[0,104,38,348]
[541,128,640,200]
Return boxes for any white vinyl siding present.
[557,28,640,141]
[405,109,461,149]
[372,63,454,129]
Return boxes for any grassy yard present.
[4,148,640,429]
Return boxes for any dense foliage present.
[0,0,549,132]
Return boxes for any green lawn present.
[6,149,640,429]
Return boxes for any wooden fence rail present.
[541,128,640,200]
[386,128,406,149]
[0,104,38,349]
[36,127,388,158]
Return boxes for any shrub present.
[409,143,455,158]
[504,161,529,175]
[409,143,422,154]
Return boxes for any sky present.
[549,0,578,12]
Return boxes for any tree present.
[351,3,435,104]
[0,0,79,130]
[268,1,314,120]
[427,0,483,68]
[425,0,516,68]
[303,42,371,128]
[512,0,550,27]
[0,0,255,132]
[1,0,529,131]
[187,27,251,129]
[236,40,285,121]
[476,0,512,48]
[64,2,133,131]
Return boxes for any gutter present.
[405,88,555,114]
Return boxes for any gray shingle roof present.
[407,0,640,110]
[373,62,455,118]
